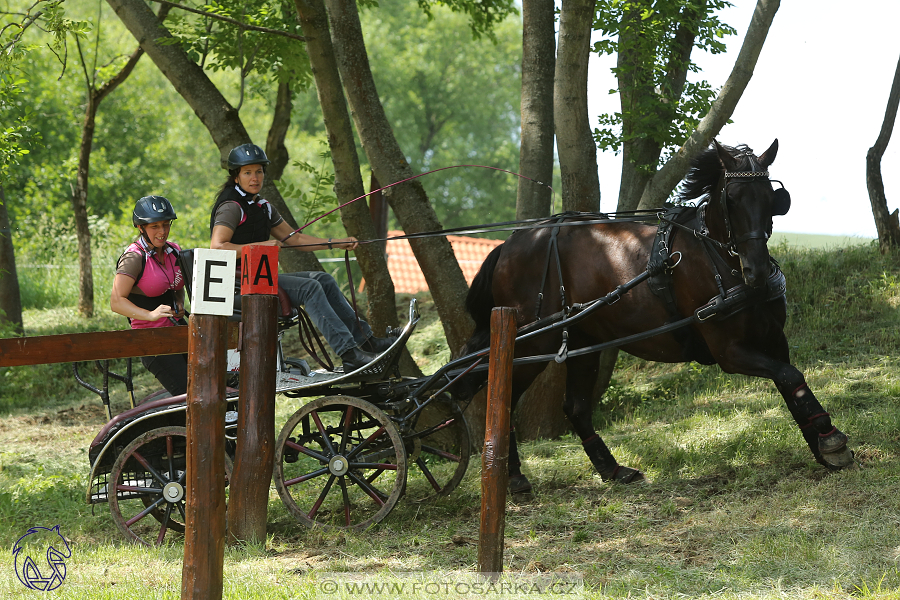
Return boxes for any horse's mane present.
[675,143,758,204]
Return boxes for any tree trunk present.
[72,97,97,318]
[0,186,23,335]
[516,0,556,220]
[867,51,900,254]
[324,0,473,353]
[554,0,600,213]
[637,0,780,210]
[71,31,150,319]
[293,0,420,375]
[106,0,318,273]
[616,2,700,211]
[265,80,293,182]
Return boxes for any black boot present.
[360,334,399,354]
[340,347,376,372]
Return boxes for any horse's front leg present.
[564,355,645,483]
[717,335,854,469]
[772,364,854,469]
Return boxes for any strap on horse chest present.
[647,205,692,321]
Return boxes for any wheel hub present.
[328,455,350,476]
[163,481,185,503]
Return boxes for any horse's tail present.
[461,242,504,356]
[466,242,503,330]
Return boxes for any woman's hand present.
[332,237,358,250]
[148,304,177,321]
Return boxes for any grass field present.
[0,240,899,599]
[770,231,875,249]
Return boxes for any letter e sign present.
[192,248,237,315]
[241,245,279,295]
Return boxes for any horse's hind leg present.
[564,355,645,483]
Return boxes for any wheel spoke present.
[339,477,352,527]
[416,457,442,492]
[340,405,355,454]
[285,438,329,463]
[421,444,461,462]
[310,410,336,456]
[129,450,169,489]
[308,475,336,519]
[284,466,330,487]
[125,497,163,527]
[346,426,387,460]
[346,470,386,506]
[166,435,176,482]
[156,504,172,545]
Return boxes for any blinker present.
[772,188,791,216]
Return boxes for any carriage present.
[80,298,473,545]
[80,140,856,546]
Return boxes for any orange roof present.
[373,230,503,294]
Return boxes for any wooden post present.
[182,314,228,600]
[228,244,279,545]
[478,307,516,576]
[227,294,278,544]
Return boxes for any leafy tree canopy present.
[362,0,522,230]
[592,0,736,165]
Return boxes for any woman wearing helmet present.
[210,143,395,373]
[110,195,188,396]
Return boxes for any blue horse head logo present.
[12,525,71,591]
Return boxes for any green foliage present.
[277,147,340,229]
[0,0,91,185]
[592,0,737,165]
[162,0,312,90]
[415,0,518,40]
[362,0,522,229]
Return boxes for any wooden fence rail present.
[0,324,241,368]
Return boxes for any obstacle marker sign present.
[241,245,279,295]
[191,248,237,316]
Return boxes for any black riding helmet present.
[132,195,177,227]
[227,143,270,170]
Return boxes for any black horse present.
[459,140,854,491]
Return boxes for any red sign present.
[240,245,279,295]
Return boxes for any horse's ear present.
[713,139,739,172]
[758,139,779,168]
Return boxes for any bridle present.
[718,152,786,257]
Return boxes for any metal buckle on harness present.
[555,329,569,363]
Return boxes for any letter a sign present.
[241,245,279,295]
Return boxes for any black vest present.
[209,185,271,244]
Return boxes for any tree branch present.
[638,0,780,210]
[146,0,305,41]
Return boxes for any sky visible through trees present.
[589,0,898,238]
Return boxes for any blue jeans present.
[276,271,372,356]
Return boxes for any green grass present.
[771,231,875,249]
[1,243,900,598]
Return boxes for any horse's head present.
[712,139,790,288]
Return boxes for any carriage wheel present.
[108,426,232,546]
[274,396,407,530]
[401,395,471,501]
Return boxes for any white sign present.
[191,248,236,316]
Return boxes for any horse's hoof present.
[820,447,857,470]
[818,428,848,455]
[508,474,533,495]
[603,465,646,484]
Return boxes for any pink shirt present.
[116,240,185,329]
